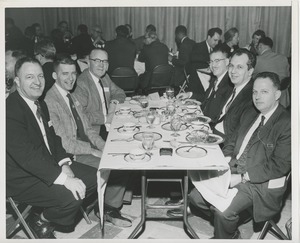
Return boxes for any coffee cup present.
[119,106,131,115]
[123,122,136,132]
[129,148,146,160]
[191,120,206,129]
[186,105,198,113]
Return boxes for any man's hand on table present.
[91,149,103,158]
[64,177,86,200]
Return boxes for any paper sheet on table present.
[189,169,238,212]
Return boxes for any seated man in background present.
[104,25,137,75]
[34,39,57,100]
[187,27,223,101]
[6,57,97,238]
[44,55,105,169]
[134,24,156,53]
[170,25,195,88]
[244,29,265,56]
[45,55,132,227]
[73,48,126,140]
[137,31,169,90]
[189,72,291,239]
[91,25,106,49]
[201,46,234,123]
[254,37,290,108]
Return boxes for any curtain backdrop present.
[6,6,291,56]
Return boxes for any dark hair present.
[14,56,42,77]
[258,37,273,48]
[231,48,257,70]
[175,25,187,35]
[53,54,76,72]
[34,39,56,60]
[207,27,222,38]
[254,72,281,90]
[58,21,68,27]
[146,24,156,32]
[252,29,266,39]
[210,45,229,58]
[32,23,41,29]
[77,24,88,34]
[7,49,26,60]
[115,25,129,37]
[224,27,239,43]
[125,24,132,32]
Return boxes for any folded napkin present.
[189,169,238,212]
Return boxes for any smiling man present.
[44,55,105,168]
[6,56,98,238]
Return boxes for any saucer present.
[161,122,188,131]
[133,132,162,141]
[115,110,134,116]
[124,153,151,163]
[117,126,140,134]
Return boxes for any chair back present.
[146,64,174,95]
[110,67,138,94]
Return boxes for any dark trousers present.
[12,162,97,226]
[189,186,253,239]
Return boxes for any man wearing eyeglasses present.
[201,46,234,123]
[73,48,126,139]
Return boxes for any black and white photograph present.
[2,0,298,241]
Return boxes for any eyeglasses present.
[89,58,109,64]
[208,58,226,65]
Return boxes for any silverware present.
[110,138,134,142]
[185,145,197,152]
[107,153,128,157]
[163,140,191,144]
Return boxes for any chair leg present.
[7,198,35,239]
[258,220,271,239]
[269,220,289,240]
[80,206,92,224]
[258,220,289,240]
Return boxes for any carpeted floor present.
[7,195,291,240]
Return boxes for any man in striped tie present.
[188,71,291,239]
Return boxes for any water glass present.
[166,86,175,99]
[170,114,182,137]
[142,132,155,154]
[146,111,156,129]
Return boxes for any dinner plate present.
[115,110,134,116]
[133,132,162,141]
[176,146,207,158]
[193,115,211,124]
[161,122,188,131]
[117,126,140,134]
[183,99,202,106]
[186,133,224,145]
[124,153,151,163]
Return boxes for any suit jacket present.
[219,42,239,57]
[105,36,137,74]
[214,80,254,141]
[253,49,290,81]
[202,72,234,122]
[172,37,195,67]
[134,35,145,53]
[70,33,94,58]
[39,62,55,101]
[45,85,105,155]
[73,69,126,128]
[6,92,69,197]
[190,40,210,69]
[222,104,291,222]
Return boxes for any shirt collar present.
[261,103,279,123]
[19,92,36,110]
[55,83,69,97]
[215,71,227,87]
[181,36,187,43]
[89,70,100,84]
[206,41,212,52]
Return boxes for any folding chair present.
[178,65,190,93]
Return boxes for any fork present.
[185,145,197,152]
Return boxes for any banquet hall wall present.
[5,6,291,56]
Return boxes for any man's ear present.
[248,67,254,78]
[275,89,281,101]
[52,72,57,80]
[14,77,20,88]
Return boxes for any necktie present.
[66,94,90,142]
[236,115,265,174]
[225,88,236,113]
[98,79,108,115]
[34,100,43,122]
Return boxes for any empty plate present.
[124,153,151,163]
[117,126,140,134]
[176,146,207,158]
[161,122,188,131]
[133,132,162,141]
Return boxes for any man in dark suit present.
[134,24,156,53]
[187,27,222,101]
[212,49,256,142]
[104,25,137,75]
[137,31,169,89]
[201,46,234,123]
[169,25,195,87]
[6,57,97,238]
[189,71,291,239]
[70,24,94,58]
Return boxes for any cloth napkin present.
[189,169,238,212]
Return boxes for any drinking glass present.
[166,86,175,100]
[142,132,155,155]
[170,114,182,137]
[146,111,156,129]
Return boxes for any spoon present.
[185,145,197,152]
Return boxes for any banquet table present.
[97,98,229,238]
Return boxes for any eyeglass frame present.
[89,58,109,64]
[208,58,226,65]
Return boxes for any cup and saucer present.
[117,122,140,133]
[124,148,151,163]
[115,106,134,116]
